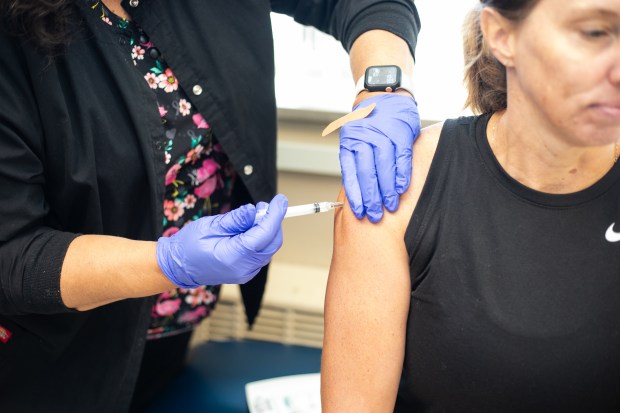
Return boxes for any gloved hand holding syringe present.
[255,201,343,220]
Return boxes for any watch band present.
[354,71,415,98]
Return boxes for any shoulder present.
[412,121,444,187]
[334,121,446,245]
[394,121,444,226]
[413,121,444,168]
[418,120,444,142]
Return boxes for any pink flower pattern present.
[177,307,209,324]
[195,176,218,199]
[179,99,191,116]
[145,73,158,89]
[162,226,180,237]
[97,3,236,340]
[185,144,204,165]
[184,287,216,307]
[184,194,197,209]
[132,45,145,61]
[165,164,181,186]
[163,199,185,222]
[153,298,181,317]
[192,113,209,129]
[196,158,221,182]
[158,68,179,93]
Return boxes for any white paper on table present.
[245,372,321,413]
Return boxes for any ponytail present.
[462,5,507,114]
[462,0,539,114]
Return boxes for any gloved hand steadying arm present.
[156,194,288,288]
[339,94,421,223]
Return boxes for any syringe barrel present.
[255,202,333,219]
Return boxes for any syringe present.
[255,201,343,220]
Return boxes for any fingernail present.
[395,180,409,194]
[384,195,399,212]
[353,206,365,219]
[367,210,382,223]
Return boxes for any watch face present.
[366,66,399,87]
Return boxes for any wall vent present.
[204,298,324,349]
[190,263,328,349]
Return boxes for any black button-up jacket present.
[0,0,419,410]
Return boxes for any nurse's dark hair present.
[463,0,539,114]
[0,0,76,57]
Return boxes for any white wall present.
[272,0,479,120]
[238,1,482,321]
[199,1,484,346]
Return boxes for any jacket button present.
[243,165,254,176]
[192,85,203,96]
[129,0,139,7]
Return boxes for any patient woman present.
[322,0,620,411]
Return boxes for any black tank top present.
[395,115,620,412]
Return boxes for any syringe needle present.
[255,201,343,220]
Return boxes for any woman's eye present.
[579,23,620,40]
[582,28,609,38]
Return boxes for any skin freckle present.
[569,168,578,174]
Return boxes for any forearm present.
[322,264,410,412]
[349,29,415,106]
[60,235,175,311]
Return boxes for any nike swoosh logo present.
[605,223,620,242]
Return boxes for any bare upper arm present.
[321,122,443,412]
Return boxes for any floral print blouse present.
[92,1,235,339]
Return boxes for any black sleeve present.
[270,0,420,58]
[0,33,78,316]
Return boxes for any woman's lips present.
[590,102,620,120]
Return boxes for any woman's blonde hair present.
[463,0,539,114]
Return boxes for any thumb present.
[240,194,288,251]
[213,203,256,235]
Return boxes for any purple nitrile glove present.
[156,194,288,288]
[339,94,421,223]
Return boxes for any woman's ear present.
[480,7,516,67]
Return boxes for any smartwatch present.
[355,65,414,97]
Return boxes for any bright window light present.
[272,0,478,121]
